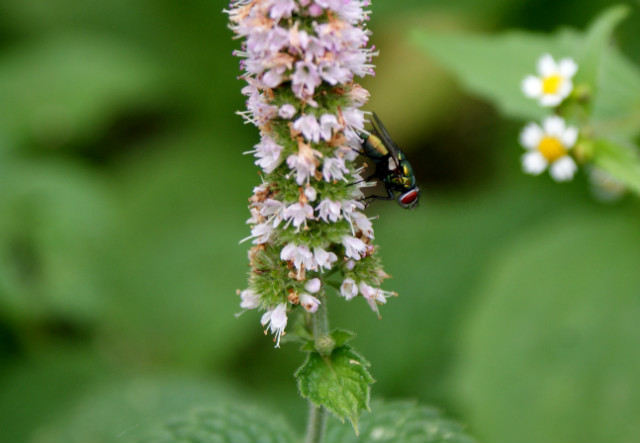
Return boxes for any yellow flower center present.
[538,136,566,162]
[542,74,563,94]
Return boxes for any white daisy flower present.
[522,54,578,107]
[520,116,579,182]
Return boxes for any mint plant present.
[226,0,392,440]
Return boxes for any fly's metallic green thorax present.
[358,113,420,209]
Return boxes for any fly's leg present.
[348,172,376,187]
[362,186,395,208]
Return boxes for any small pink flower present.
[240,289,260,310]
[281,243,316,270]
[293,115,321,143]
[300,293,321,313]
[261,303,288,347]
[279,104,297,119]
[292,61,322,98]
[319,114,341,141]
[253,135,283,173]
[286,144,322,185]
[305,278,322,293]
[323,156,349,182]
[283,202,314,230]
[342,235,367,260]
[317,199,342,223]
[340,278,358,300]
[314,246,337,271]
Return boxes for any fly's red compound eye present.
[399,188,419,208]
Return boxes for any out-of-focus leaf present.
[0,159,116,323]
[0,34,164,149]
[97,131,258,369]
[412,12,640,138]
[324,400,476,443]
[412,28,571,120]
[371,0,516,23]
[0,350,109,443]
[455,212,640,443]
[31,375,241,443]
[590,51,640,139]
[577,5,629,89]
[136,405,297,443]
[296,346,374,428]
[591,138,640,195]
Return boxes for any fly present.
[358,112,420,209]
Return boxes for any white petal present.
[561,126,578,148]
[537,53,558,77]
[519,123,543,149]
[542,115,566,137]
[549,156,577,182]
[539,94,563,107]
[522,151,548,175]
[522,75,542,98]
[557,80,573,100]
[558,58,578,78]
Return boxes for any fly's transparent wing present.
[371,113,401,170]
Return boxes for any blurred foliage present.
[324,400,476,443]
[0,0,639,442]
[456,212,640,443]
[137,405,298,443]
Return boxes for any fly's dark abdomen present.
[362,133,389,162]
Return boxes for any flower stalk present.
[304,291,329,443]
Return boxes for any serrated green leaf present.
[456,213,640,443]
[296,346,374,428]
[331,329,356,348]
[577,5,629,89]
[591,138,640,195]
[324,400,476,443]
[137,406,297,443]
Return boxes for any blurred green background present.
[0,0,639,442]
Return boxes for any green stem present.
[305,401,329,443]
[304,292,329,443]
[311,291,329,338]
